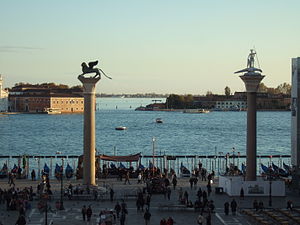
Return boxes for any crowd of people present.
[0,160,296,225]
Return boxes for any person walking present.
[206,182,212,197]
[110,188,114,202]
[124,172,131,185]
[31,169,36,181]
[287,200,293,211]
[240,187,244,200]
[166,217,174,225]
[144,208,151,225]
[253,199,259,211]
[138,173,142,184]
[197,213,204,225]
[120,211,126,225]
[172,175,177,190]
[114,202,121,218]
[231,199,237,215]
[206,212,212,225]
[224,201,229,215]
[81,205,87,221]
[197,187,202,201]
[15,215,26,225]
[86,205,93,222]
[167,187,171,200]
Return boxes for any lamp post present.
[44,193,49,225]
[152,137,155,176]
[237,152,240,169]
[59,158,64,210]
[268,170,272,207]
[232,147,236,166]
[225,153,229,169]
[218,152,223,175]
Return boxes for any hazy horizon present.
[1,1,299,95]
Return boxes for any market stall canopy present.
[99,153,141,162]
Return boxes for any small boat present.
[272,163,289,177]
[110,163,117,169]
[261,163,270,174]
[65,164,74,179]
[0,163,8,178]
[156,118,163,123]
[119,162,126,169]
[183,109,210,113]
[180,162,191,177]
[283,162,291,173]
[55,163,63,179]
[115,126,127,130]
[42,108,61,114]
[138,163,145,170]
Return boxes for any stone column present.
[240,74,264,181]
[78,76,100,186]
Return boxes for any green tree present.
[225,86,231,96]
[206,91,213,96]
[276,82,291,95]
[258,83,268,92]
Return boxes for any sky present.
[0,0,299,95]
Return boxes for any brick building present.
[8,86,84,113]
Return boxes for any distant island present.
[3,81,291,112]
[95,93,168,98]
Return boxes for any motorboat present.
[43,108,61,114]
[156,118,163,123]
[115,126,127,130]
[183,109,210,113]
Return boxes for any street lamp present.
[237,152,240,170]
[152,137,155,176]
[268,169,272,207]
[218,152,223,175]
[232,147,236,166]
[59,158,64,210]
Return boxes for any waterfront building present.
[0,75,8,112]
[292,57,300,167]
[8,84,84,113]
[215,100,247,111]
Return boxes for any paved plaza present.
[0,177,299,225]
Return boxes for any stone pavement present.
[0,177,298,225]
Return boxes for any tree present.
[258,83,268,93]
[225,86,231,97]
[276,83,291,95]
[206,91,213,96]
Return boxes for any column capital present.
[78,75,100,94]
[240,73,265,92]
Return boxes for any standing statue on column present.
[80,60,112,79]
[235,49,262,74]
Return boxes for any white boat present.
[183,109,210,114]
[115,126,127,130]
[43,108,61,114]
[156,118,163,123]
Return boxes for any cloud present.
[0,46,43,52]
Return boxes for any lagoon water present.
[0,98,291,158]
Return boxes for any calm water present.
[0,98,290,157]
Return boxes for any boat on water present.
[65,164,74,179]
[156,118,163,123]
[183,109,210,114]
[115,126,127,130]
[42,108,61,114]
